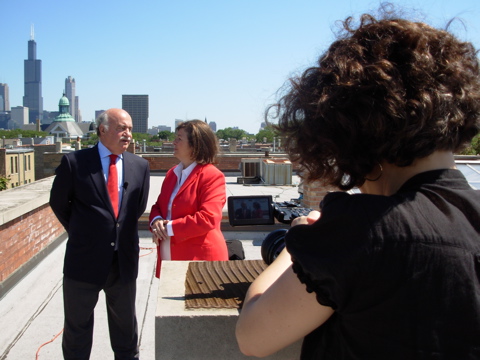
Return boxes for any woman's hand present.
[291,210,321,226]
[151,219,170,245]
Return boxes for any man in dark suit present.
[235,201,252,219]
[50,108,150,360]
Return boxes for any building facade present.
[75,96,81,122]
[122,95,149,133]
[11,106,29,129]
[23,26,43,124]
[65,76,76,121]
[209,121,217,132]
[0,148,35,188]
[0,83,10,112]
[95,110,105,120]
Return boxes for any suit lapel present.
[119,152,133,216]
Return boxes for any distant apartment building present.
[147,125,171,136]
[209,121,217,132]
[11,106,29,129]
[95,110,106,120]
[0,83,10,112]
[175,119,183,129]
[0,147,35,188]
[122,95,148,133]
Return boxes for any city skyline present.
[1,0,480,134]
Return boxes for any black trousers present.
[62,253,139,360]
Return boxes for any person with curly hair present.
[236,8,480,359]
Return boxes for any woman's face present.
[173,128,194,165]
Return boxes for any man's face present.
[100,110,133,155]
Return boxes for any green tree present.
[158,130,174,141]
[0,129,48,138]
[460,133,480,155]
[255,127,277,143]
[80,133,99,147]
[216,127,248,141]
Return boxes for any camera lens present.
[261,229,288,265]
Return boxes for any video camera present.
[227,195,314,264]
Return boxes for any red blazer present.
[150,163,229,277]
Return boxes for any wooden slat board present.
[185,260,267,309]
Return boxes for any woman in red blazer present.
[150,120,229,277]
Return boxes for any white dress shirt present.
[151,162,197,260]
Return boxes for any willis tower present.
[23,25,43,124]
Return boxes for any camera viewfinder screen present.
[228,195,274,226]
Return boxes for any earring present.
[365,162,383,182]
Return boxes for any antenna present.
[30,24,34,40]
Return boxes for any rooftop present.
[0,173,301,360]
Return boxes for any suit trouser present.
[62,253,139,360]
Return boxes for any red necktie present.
[107,154,119,218]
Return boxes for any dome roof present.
[59,95,70,106]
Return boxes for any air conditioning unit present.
[262,159,292,185]
[241,158,262,177]
[238,158,263,184]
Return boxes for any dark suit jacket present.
[50,145,150,285]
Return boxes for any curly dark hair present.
[176,120,219,164]
[270,10,480,190]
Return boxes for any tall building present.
[23,25,43,124]
[208,121,217,132]
[95,110,106,120]
[0,83,10,112]
[122,95,148,133]
[175,119,183,129]
[65,76,76,120]
[75,96,81,122]
[11,106,29,129]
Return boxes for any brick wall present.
[43,152,66,178]
[33,144,57,180]
[301,180,337,210]
[0,204,64,283]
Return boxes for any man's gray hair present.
[95,111,109,136]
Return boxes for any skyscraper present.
[209,121,217,132]
[122,95,149,133]
[65,76,76,121]
[0,83,10,112]
[23,25,43,124]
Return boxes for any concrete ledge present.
[155,261,302,360]
[0,176,55,226]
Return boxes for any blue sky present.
[1,0,479,134]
